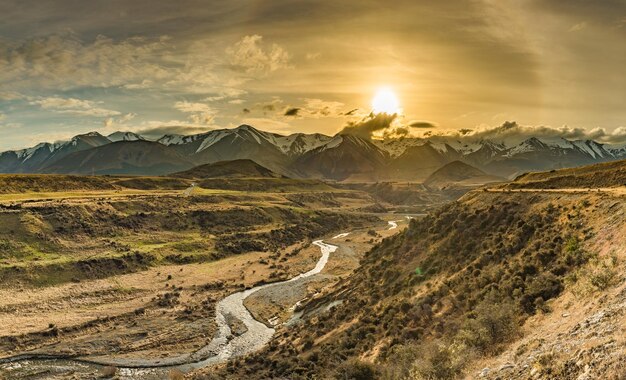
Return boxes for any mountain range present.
[1,125,625,180]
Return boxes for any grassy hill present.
[507,159,626,189]
[173,159,283,179]
[200,160,626,380]
[424,160,503,190]
[0,174,117,194]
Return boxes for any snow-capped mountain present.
[167,125,332,156]
[107,131,146,142]
[153,125,334,175]
[374,137,485,158]
[0,125,624,179]
[294,134,389,181]
[373,135,625,178]
[0,132,112,173]
[607,145,626,158]
[157,133,204,146]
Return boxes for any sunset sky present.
[0,0,625,150]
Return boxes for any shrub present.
[455,301,519,354]
[409,343,466,380]
[334,360,379,380]
[100,366,117,378]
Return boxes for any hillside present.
[200,163,626,380]
[424,160,503,190]
[0,174,117,194]
[41,140,194,176]
[173,159,282,179]
[506,159,626,189]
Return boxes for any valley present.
[0,156,623,380]
[3,2,624,379]
[0,171,412,379]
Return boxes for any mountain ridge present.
[1,125,625,180]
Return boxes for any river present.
[0,240,340,379]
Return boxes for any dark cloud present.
[344,108,359,116]
[284,107,300,116]
[530,0,626,26]
[388,126,410,138]
[409,121,436,129]
[135,125,210,139]
[338,112,397,139]
[242,108,251,114]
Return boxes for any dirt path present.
[486,187,626,195]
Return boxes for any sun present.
[372,87,400,114]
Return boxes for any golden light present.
[372,87,401,114]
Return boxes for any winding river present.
[1,216,411,378]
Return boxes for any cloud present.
[251,98,285,114]
[284,107,300,116]
[103,112,137,129]
[120,113,137,123]
[409,121,437,129]
[189,113,215,124]
[339,112,398,139]
[0,113,5,121]
[569,21,588,32]
[226,35,291,75]
[0,91,24,100]
[174,101,215,125]
[279,99,346,119]
[301,98,345,118]
[204,88,247,102]
[123,79,154,89]
[443,121,626,145]
[0,33,171,91]
[242,108,251,114]
[306,52,321,60]
[338,112,434,139]
[174,101,213,114]
[31,96,121,117]
[134,124,212,139]
[240,117,293,135]
[380,121,437,139]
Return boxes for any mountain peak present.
[78,131,102,137]
[107,131,145,142]
[479,139,506,150]
[522,137,546,146]
[236,124,257,132]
